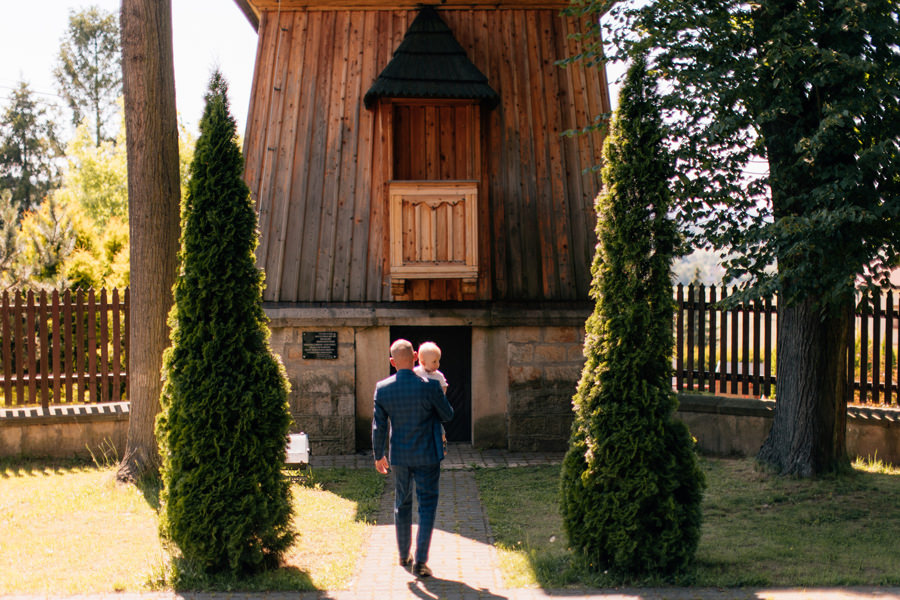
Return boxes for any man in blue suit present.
[373,338,454,578]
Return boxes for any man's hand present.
[375,456,390,474]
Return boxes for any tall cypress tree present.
[156,71,295,576]
[559,56,705,578]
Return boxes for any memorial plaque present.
[302,331,338,359]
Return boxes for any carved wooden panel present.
[389,180,478,293]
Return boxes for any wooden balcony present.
[388,180,479,296]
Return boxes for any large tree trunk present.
[116,0,180,483]
[757,295,853,477]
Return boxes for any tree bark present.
[116,0,180,483]
[757,295,853,477]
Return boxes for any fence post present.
[730,287,739,394]
[63,290,74,404]
[38,291,50,410]
[675,284,684,390]
[124,287,130,401]
[26,291,37,405]
[51,290,61,404]
[873,292,882,405]
[697,284,706,391]
[888,291,896,406]
[861,294,870,404]
[708,285,718,394]
[76,289,86,403]
[14,292,25,406]
[1,291,11,406]
[87,289,98,403]
[764,296,774,398]
[100,289,110,403]
[686,284,695,391]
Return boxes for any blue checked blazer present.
[372,369,454,466]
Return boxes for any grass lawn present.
[474,457,900,589]
[0,458,383,594]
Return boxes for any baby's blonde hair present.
[417,341,441,361]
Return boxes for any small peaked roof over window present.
[364,5,500,109]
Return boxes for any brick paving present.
[3,444,900,600]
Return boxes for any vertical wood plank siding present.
[244,9,608,302]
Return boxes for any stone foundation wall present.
[507,326,584,452]
[269,326,357,455]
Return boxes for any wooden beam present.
[233,0,260,29]
[247,0,571,10]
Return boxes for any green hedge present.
[156,72,295,576]
[560,55,705,578]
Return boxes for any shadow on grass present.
[293,466,385,523]
[164,562,317,593]
[0,454,97,477]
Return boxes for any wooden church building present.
[233,0,610,453]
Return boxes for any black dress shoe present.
[413,562,432,578]
[399,555,412,568]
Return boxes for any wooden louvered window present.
[388,100,481,296]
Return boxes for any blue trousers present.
[392,463,440,564]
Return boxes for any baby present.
[414,341,448,453]
[414,341,448,393]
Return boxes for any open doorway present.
[389,326,472,443]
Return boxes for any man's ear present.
[390,357,397,369]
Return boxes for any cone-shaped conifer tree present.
[559,55,705,578]
[156,71,294,576]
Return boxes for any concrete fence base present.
[0,402,129,461]
[677,394,900,465]
[2,396,899,466]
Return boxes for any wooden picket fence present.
[674,284,900,407]
[4,283,900,410]
[0,288,129,409]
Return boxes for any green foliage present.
[0,80,62,214]
[156,71,295,577]
[560,56,705,578]
[55,115,128,228]
[63,216,129,290]
[16,193,78,289]
[570,0,900,309]
[53,6,122,145]
[0,189,18,287]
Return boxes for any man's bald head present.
[390,339,416,370]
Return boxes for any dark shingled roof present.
[364,6,499,109]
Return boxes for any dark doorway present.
[389,326,472,443]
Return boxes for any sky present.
[0,0,259,137]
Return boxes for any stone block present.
[314,395,334,416]
[285,343,306,362]
[335,368,355,390]
[506,327,543,343]
[508,365,542,385]
[507,343,534,364]
[318,416,345,437]
[509,388,573,415]
[543,364,583,384]
[544,327,583,344]
[288,392,312,414]
[533,343,564,364]
[568,344,587,362]
[337,394,355,416]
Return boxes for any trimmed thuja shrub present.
[156,71,295,576]
[559,55,705,578]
